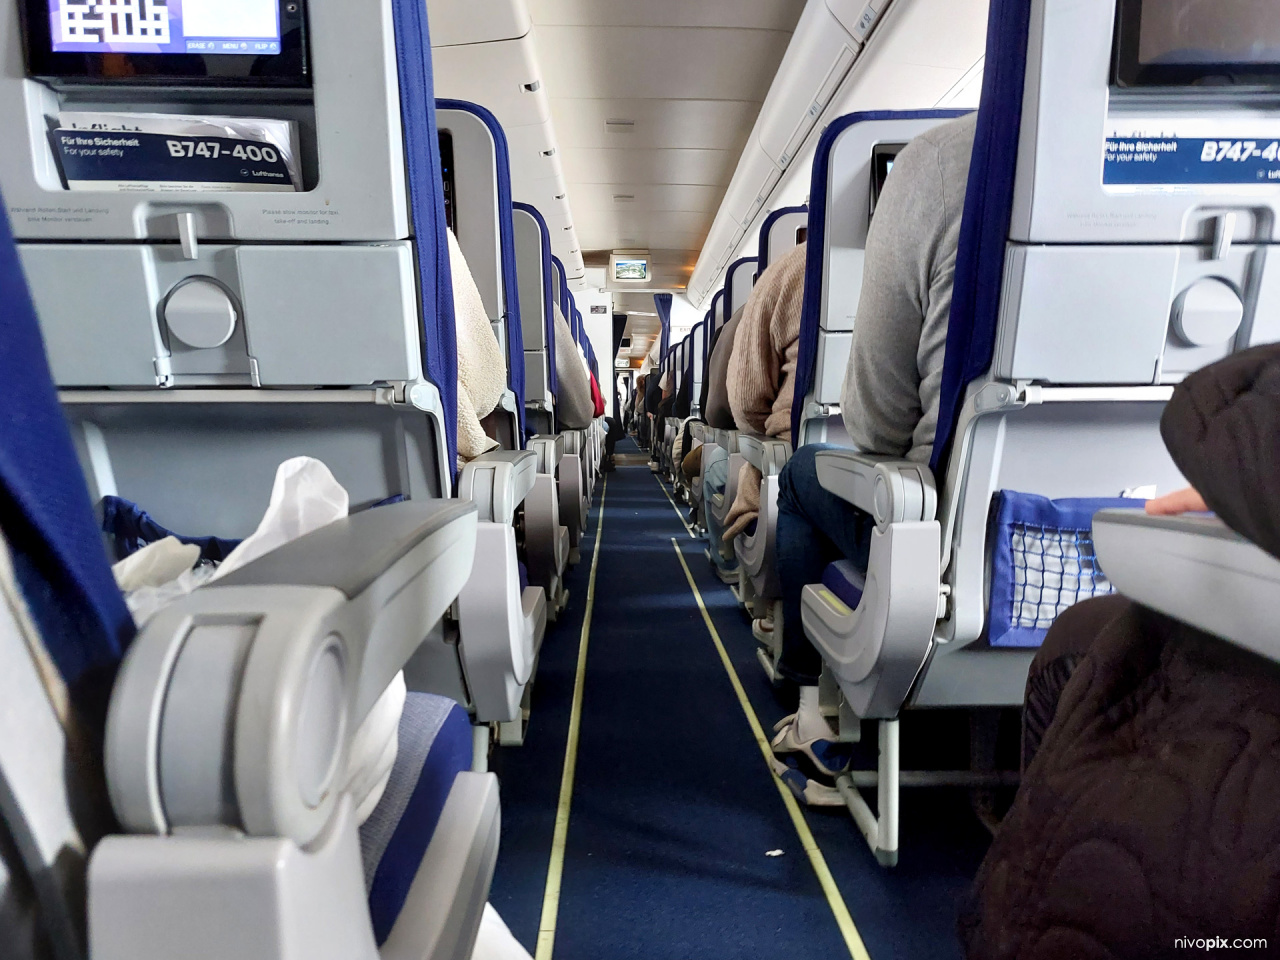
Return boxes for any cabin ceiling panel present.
[561,148,734,187]
[535,26,793,103]
[574,210,709,235]
[528,1,800,288]
[552,98,761,152]
[530,0,803,31]
[568,183,724,215]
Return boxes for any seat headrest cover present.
[929,0,1034,474]
[792,110,970,445]
[438,100,526,446]
[0,196,135,734]
[392,0,459,476]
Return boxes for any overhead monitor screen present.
[613,259,648,281]
[49,0,280,55]
[1115,0,1280,86]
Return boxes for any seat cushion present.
[360,692,472,945]
[822,560,865,611]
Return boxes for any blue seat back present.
[790,110,970,447]
[0,193,134,736]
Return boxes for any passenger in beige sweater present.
[722,242,807,541]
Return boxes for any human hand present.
[1145,486,1210,516]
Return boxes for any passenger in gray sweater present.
[769,114,977,778]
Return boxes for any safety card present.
[53,111,301,192]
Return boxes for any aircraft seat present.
[439,104,566,651]
[513,212,574,613]
[0,0,547,760]
[0,164,496,960]
[744,116,962,681]
[724,210,808,660]
[796,0,1280,864]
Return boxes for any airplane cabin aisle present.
[490,439,993,960]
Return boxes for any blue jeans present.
[702,447,730,552]
[776,444,875,685]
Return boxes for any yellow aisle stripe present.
[653,473,697,537]
[535,476,608,960]
[670,539,872,960]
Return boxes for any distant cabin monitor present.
[612,258,649,282]
[1113,0,1280,87]
[870,143,906,218]
[24,0,309,84]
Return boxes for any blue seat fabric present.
[0,191,135,736]
[361,692,473,945]
[391,0,459,478]
[928,0,1034,475]
[821,559,865,612]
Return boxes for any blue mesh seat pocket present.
[986,491,1143,648]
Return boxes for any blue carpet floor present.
[488,438,991,959]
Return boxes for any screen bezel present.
[869,142,906,219]
[1112,0,1280,89]
[21,0,310,86]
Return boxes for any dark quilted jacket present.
[960,343,1280,959]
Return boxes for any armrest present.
[528,434,565,475]
[216,500,476,596]
[713,428,739,453]
[106,499,478,845]
[1093,509,1280,664]
[736,434,791,476]
[457,450,538,524]
[813,449,936,528]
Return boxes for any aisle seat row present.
[657,0,1280,868]
[0,0,604,954]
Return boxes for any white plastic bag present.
[113,535,201,593]
[212,457,349,580]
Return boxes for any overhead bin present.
[427,0,531,47]
[689,0,899,304]
[756,0,880,169]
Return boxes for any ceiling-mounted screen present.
[613,258,648,281]
[23,0,308,84]
[1114,0,1280,87]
